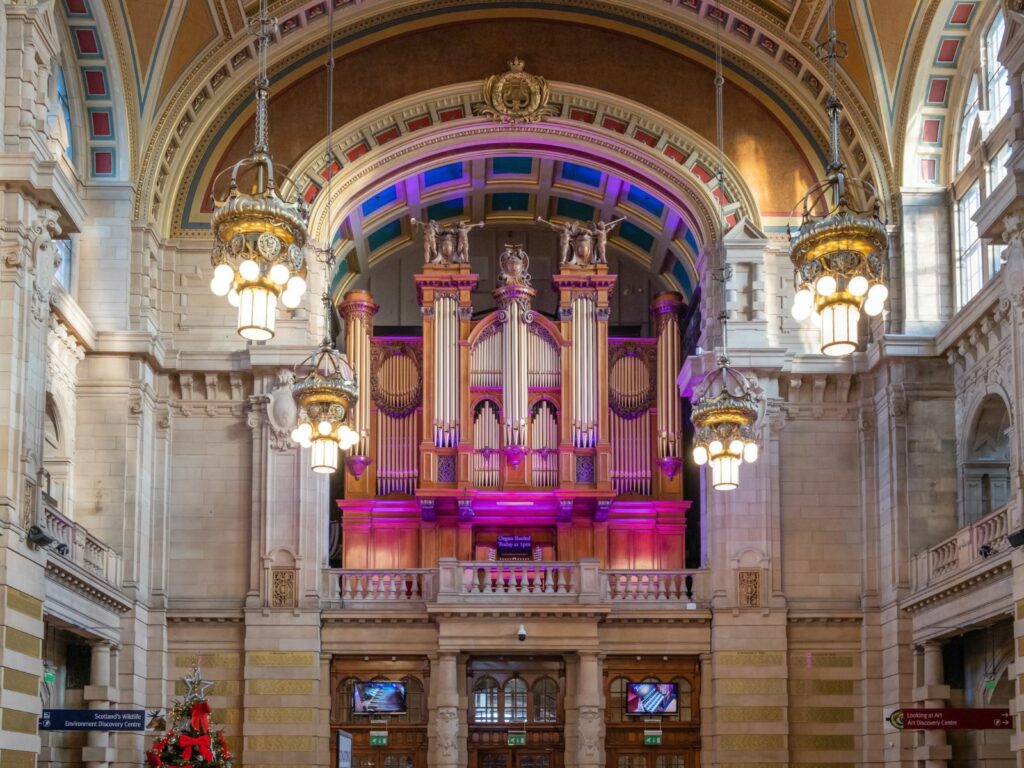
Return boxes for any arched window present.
[55,66,74,162]
[957,76,980,173]
[503,677,527,723]
[963,394,1012,524]
[531,677,558,723]
[608,677,629,723]
[42,396,66,511]
[985,12,1010,119]
[334,677,359,722]
[473,677,499,723]
[670,677,693,722]
[394,676,424,724]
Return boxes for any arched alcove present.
[962,394,1012,525]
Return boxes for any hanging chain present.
[815,0,848,175]
[320,0,338,346]
[712,1,731,359]
[250,0,275,155]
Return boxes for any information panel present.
[497,535,532,559]
[39,709,146,731]
[888,708,1011,730]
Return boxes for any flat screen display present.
[626,682,678,715]
[497,535,533,559]
[353,682,407,715]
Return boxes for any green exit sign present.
[643,732,662,747]
[43,670,56,684]
[369,732,388,747]
[508,732,527,746]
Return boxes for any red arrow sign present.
[888,708,1012,730]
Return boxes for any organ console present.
[337,224,690,570]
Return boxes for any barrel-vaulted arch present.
[278,82,760,300]
[146,0,893,237]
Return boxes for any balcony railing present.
[323,559,707,608]
[911,504,1012,592]
[42,502,123,588]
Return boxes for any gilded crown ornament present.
[476,58,559,124]
[787,0,888,356]
[209,0,309,341]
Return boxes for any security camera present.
[55,543,69,556]
[27,525,56,550]
[517,624,527,642]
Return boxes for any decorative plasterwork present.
[45,559,132,613]
[901,558,1012,614]
[170,371,251,417]
[137,0,891,230]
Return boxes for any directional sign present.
[888,708,1012,731]
[39,709,145,732]
[369,730,388,747]
[508,731,527,746]
[643,731,663,746]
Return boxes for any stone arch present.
[897,0,993,187]
[148,2,893,232]
[960,391,1013,525]
[55,0,133,179]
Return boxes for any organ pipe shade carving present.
[371,342,423,495]
[493,244,535,462]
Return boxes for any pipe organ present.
[338,226,688,571]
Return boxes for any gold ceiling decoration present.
[476,58,559,124]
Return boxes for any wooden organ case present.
[337,236,690,570]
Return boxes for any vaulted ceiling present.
[60,0,987,238]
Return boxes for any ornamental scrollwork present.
[475,58,559,124]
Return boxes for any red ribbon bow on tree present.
[179,733,213,762]
[190,700,212,732]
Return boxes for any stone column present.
[83,641,114,768]
[431,652,460,768]
[699,653,713,766]
[916,642,951,767]
[575,651,603,768]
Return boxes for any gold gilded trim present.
[789,679,854,695]
[791,734,855,750]
[246,651,315,667]
[174,653,241,669]
[720,734,786,750]
[791,707,854,723]
[718,651,784,667]
[247,707,315,724]
[718,706,785,722]
[718,678,787,695]
[246,735,314,752]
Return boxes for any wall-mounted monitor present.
[353,682,407,715]
[626,682,678,715]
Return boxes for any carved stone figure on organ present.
[412,218,484,265]
[537,216,626,266]
[589,217,625,264]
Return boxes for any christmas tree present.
[146,666,233,767]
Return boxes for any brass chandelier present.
[209,0,309,341]
[289,0,359,474]
[689,2,764,492]
[788,0,888,356]
[290,294,359,473]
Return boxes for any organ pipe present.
[371,342,422,496]
[652,293,685,463]
[340,291,378,457]
[572,296,597,448]
[530,401,558,487]
[473,400,500,488]
[433,294,459,448]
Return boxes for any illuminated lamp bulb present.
[237,284,276,341]
[239,259,260,281]
[227,288,240,307]
[863,297,884,317]
[795,288,814,306]
[708,439,724,456]
[792,301,812,321]
[210,276,231,296]
[867,283,888,303]
[281,290,302,309]
[710,454,741,491]
[693,445,708,466]
[815,275,837,296]
[848,275,869,297]
[318,420,334,436]
[728,438,744,455]
[269,263,290,285]
[819,299,859,357]
[214,263,235,283]
[743,442,759,463]
[296,423,313,441]
[286,275,307,296]
[290,427,304,443]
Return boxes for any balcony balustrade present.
[42,501,123,589]
[911,503,1012,593]
[322,559,707,610]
